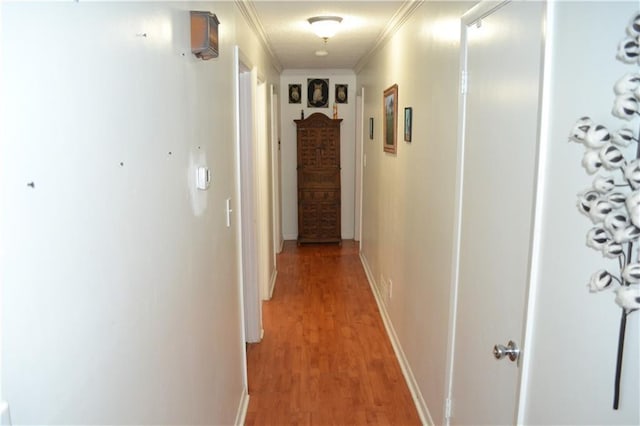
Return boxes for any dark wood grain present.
[245,240,421,425]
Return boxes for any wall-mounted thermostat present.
[196,166,211,190]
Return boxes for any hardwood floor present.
[245,240,421,425]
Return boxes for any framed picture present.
[335,84,348,104]
[369,117,374,140]
[307,78,329,108]
[288,84,301,104]
[404,107,412,142]
[383,84,398,154]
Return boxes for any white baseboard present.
[283,233,297,241]
[234,388,250,426]
[359,253,433,426]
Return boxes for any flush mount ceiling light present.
[307,16,343,39]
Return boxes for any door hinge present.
[445,398,452,419]
[460,70,468,95]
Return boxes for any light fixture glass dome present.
[307,16,343,39]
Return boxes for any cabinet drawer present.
[299,190,339,202]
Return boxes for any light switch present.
[196,166,210,190]
[226,198,233,227]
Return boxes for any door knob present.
[493,340,520,362]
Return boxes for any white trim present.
[443,10,470,425]
[461,0,510,26]
[360,253,433,426]
[268,268,278,300]
[234,388,250,426]
[354,0,425,73]
[517,2,552,422]
[238,51,262,344]
[283,233,297,241]
[355,91,364,244]
[233,45,249,394]
[234,0,283,72]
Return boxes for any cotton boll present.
[614,286,640,310]
[584,125,611,149]
[622,264,640,283]
[627,13,640,37]
[614,73,640,95]
[577,189,601,217]
[626,190,640,227]
[612,94,640,120]
[568,116,594,143]
[607,192,628,209]
[589,199,614,223]
[600,144,626,169]
[612,128,637,147]
[587,225,610,250]
[613,224,640,244]
[603,241,625,258]
[588,269,614,292]
[592,176,615,193]
[604,211,630,233]
[616,37,639,64]
[582,150,603,174]
[625,160,640,189]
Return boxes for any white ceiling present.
[239,1,421,70]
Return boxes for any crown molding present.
[234,0,283,73]
[354,0,424,73]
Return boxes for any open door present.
[448,1,545,424]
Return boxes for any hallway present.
[245,241,421,425]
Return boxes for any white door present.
[450,2,544,424]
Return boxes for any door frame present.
[444,1,547,424]
[235,47,262,346]
[270,85,283,255]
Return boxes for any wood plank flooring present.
[245,240,421,425]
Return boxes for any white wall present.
[0,1,278,424]
[356,3,471,424]
[523,2,639,424]
[280,70,357,240]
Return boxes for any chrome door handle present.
[493,340,520,362]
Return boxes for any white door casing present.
[237,52,262,344]
[448,1,545,424]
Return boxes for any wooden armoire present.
[294,113,342,244]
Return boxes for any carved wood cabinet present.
[294,113,342,244]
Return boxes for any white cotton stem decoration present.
[571,10,640,410]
